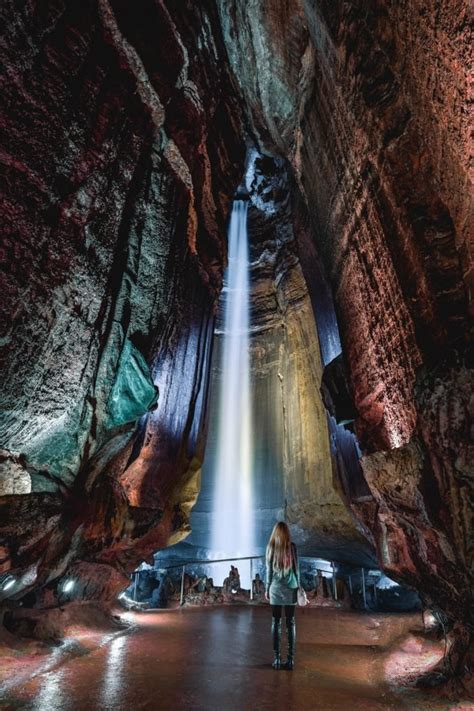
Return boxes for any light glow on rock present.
[63,579,75,593]
[2,577,15,591]
[376,574,399,590]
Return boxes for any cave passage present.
[0,0,472,705]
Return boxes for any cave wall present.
[0,0,471,656]
[219,0,471,447]
[218,0,473,651]
[245,154,370,562]
[0,0,245,601]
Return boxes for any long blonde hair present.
[266,521,293,574]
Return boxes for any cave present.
[0,1,472,708]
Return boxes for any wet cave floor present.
[0,606,467,710]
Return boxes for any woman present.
[265,521,299,670]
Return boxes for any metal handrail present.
[152,554,265,571]
[134,553,342,573]
[135,555,266,604]
[130,555,371,609]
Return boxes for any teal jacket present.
[266,542,300,596]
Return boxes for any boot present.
[285,617,296,670]
[271,618,281,669]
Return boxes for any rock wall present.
[219,0,471,446]
[0,0,245,601]
[218,0,473,674]
[246,154,369,562]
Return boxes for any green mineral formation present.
[107,340,159,428]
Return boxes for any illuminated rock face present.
[219,2,471,447]
[0,0,245,598]
[219,0,472,671]
[245,157,369,563]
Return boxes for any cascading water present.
[210,200,254,586]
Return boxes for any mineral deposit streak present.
[211,200,253,584]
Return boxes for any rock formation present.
[0,0,245,603]
[0,0,472,687]
[219,0,473,683]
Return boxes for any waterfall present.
[211,200,253,586]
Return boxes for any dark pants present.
[271,605,295,621]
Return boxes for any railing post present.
[331,562,337,600]
[180,565,185,606]
[249,558,253,601]
[361,568,367,609]
[373,582,378,606]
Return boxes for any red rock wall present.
[302,6,473,655]
[0,0,245,600]
[220,0,471,449]
[218,0,473,662]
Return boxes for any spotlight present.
[63,580,75,593]
[376,574,399,590]
[2,577,15,591]
[118,592,134,605]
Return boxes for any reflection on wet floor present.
[35,668,67,711]
[100,634,127,709]
[0,607,461,710]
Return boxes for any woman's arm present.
[265,554,273,595]
[292,543,300,586]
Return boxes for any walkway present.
[0,606,458,710]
